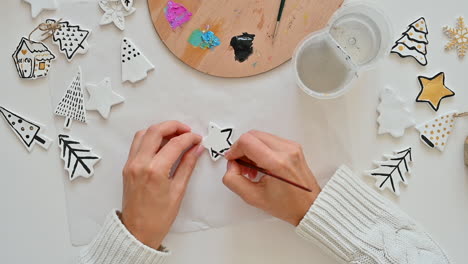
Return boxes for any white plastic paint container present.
[293,2,392,99]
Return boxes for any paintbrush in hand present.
[272,0,287,43]
[219,153,312,192]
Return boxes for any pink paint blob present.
[164,1,192,29]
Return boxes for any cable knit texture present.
[78,209,170,264]
[296,165,450,264]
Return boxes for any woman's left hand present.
[121,121,204,249]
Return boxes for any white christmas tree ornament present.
[58,134,100,181]
[366,147,413,196]
[99,0,136,31]
[0,106,52,152]
[391,17,429,66]
[23,0,57,18]
[377,86,415,138]
[54,67,87,129]
[121,37,154,83]
[47,19,91,62]
[202,122,234,161]
[415,111,458,152]
[86,78,125,119]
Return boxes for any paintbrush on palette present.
[219,153,312,192]
[272,0,287,43]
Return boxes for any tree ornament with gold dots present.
[416,111,468,152]
[443,17,468,58]
[391,17,429,66]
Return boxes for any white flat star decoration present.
[202,122,234,161]
[23,0,57,18]
[99,0,136,31]
[86,78,125,119]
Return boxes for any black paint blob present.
[230,32,256,63]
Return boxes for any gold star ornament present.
[416,72,455,111]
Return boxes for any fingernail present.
[195,144,205,157]
[224,150,231,159]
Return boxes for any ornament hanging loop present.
[455,112,468,118]
[28,19,62,42]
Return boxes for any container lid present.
[329,2,392,70]
[293,2,391,99]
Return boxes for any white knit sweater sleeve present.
[78,210,170,264]
[296,165,450,264]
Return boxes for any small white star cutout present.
[202,122,233,161]
[86,78,125,119]
[23,0,57,18]
[99,0,136,31]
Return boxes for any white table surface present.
[2,0,467,263]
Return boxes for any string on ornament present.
[28,18,63,42]
[454,112,468,118]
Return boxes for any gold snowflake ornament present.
[443,17,468,58]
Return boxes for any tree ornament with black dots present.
[0,106,52,152]
[121,37,154,83]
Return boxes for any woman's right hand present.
[223,130,321,226]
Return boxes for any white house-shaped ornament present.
[12,37,56,80]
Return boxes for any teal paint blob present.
[188,29,221,49]
[188,29,204,47]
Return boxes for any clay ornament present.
[416,72,455,112]
[58,134,100,181]
[443,17,468,58]
[164,0,192,29]
[121,37,154,83]
[415,111,457,152]
[99,0,136,31]
[121,0,134,11]
[54,67,87,129]
[12,37,55,80]
[230,32,256,63]
[202,122,234,161]
[391,17,429,66]
[86,78,125,119]
[47,19,91,62]
[377,86,415,138]
[366,147,413,196]
[0,106,52,152]
[23,0,57,18]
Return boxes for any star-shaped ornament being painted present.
[23,0,57,18]
[86,78,125,119]
[99,0,136,30]
[416,72,455,112]
[202,122,233,161]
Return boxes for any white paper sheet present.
[47,1,354,245]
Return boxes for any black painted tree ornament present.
[58,134,100,181]
[54,67,87,129]
[0,106,52,152]
[366,147,413,196]
[48,19,91,62]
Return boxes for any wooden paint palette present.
[148,0,343,78]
